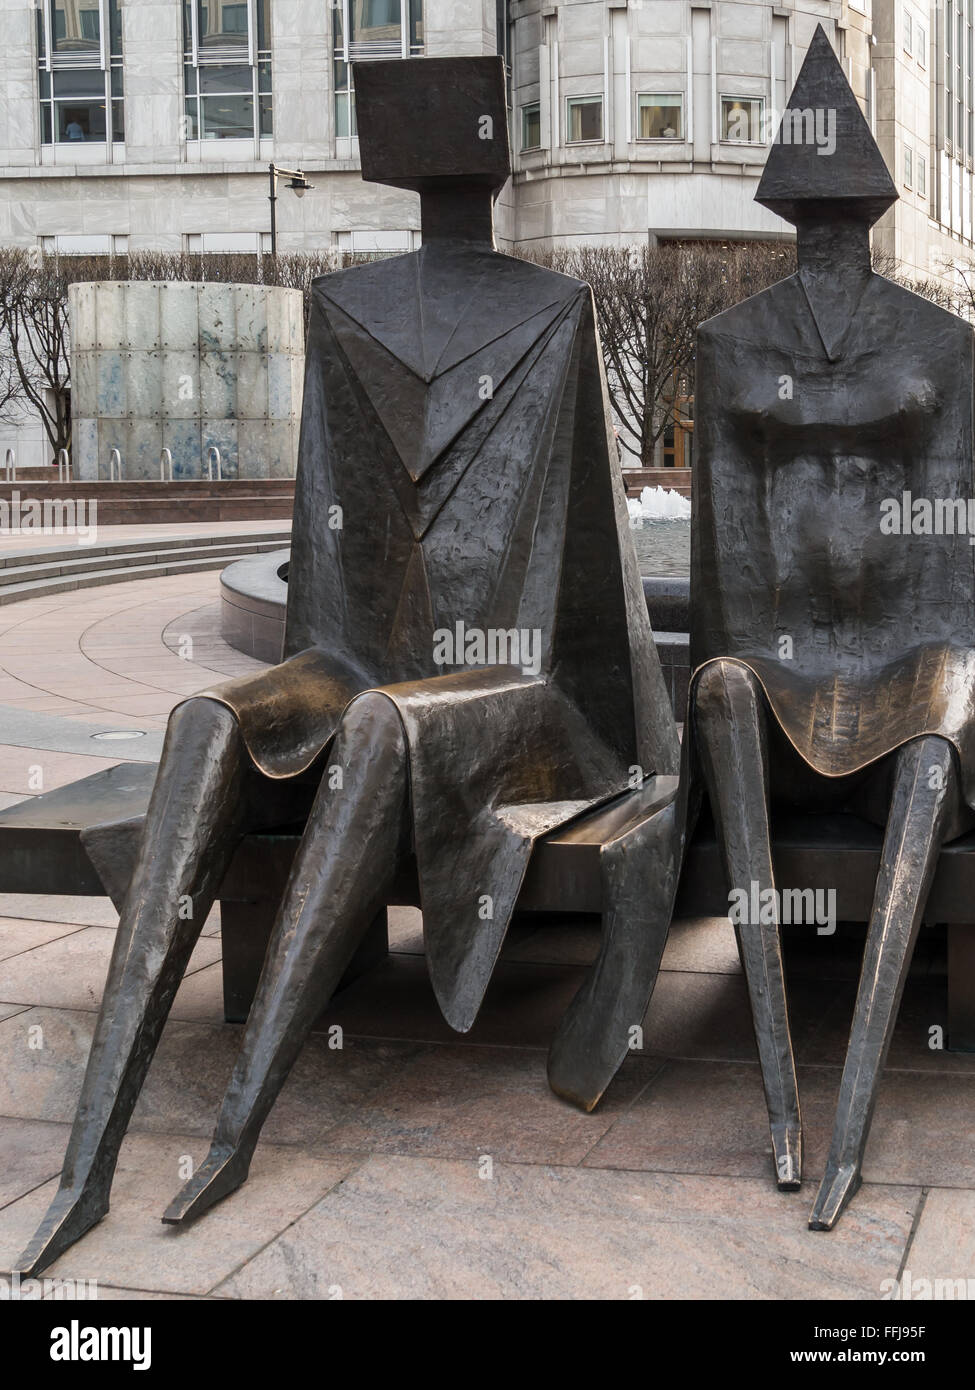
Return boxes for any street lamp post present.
[268,164,314,257]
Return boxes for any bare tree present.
[0,249,74,462]
[524,241,796,465]
[0,329,26,427]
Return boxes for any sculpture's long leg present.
[693,659,802,1188]
[810,735,957,1230]
[163,693,410,1225]
[17,699,254,1276]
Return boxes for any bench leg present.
[948,923,975,1052]
[222,901,389,1025]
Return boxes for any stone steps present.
[0,529,291,606]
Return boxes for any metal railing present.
[3,448,15,482]
[205,446,222,481]
[56,448,70,483]
[108,448,122,481]
[159,447,173,482]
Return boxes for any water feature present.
[627,486,691,579]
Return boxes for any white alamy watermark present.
[433,621,542,677]
[50,1319,151,1371]
[882,1270,975,1300]
[0,491,98,546]
[728,881,837,936]
[771,106,837,156]
[1,1272,97,1300]
[880,492,975,541]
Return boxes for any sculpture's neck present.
[796,217,872,281]
[419,188,496,247]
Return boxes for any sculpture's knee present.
[693,659,764,729]
[162,696,242,762]
[336,693,407,773]
[902,734,956,780]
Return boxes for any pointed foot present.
[809,1161,862,1230]
[161,1146,249,1226]
[771,1123,803,1190]
[15,1182,109,1277]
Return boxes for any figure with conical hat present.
[687,24,975,1229]
[17,56,680,1275]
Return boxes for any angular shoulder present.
[492,251,590,300]
[697,273,799,343]
[308,251,415,305]
[875,274,972,342]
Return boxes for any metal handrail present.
[3,448,14,482]
[159,447,173,482]
[205,445,222,481]
[108,448,122,481]
[56,448,70,483]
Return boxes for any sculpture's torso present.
[692,270,975,789]
[286,243,591,683]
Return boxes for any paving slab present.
[317,1042,659,1166]
[583,1059,975,1191]
[0,1116,70,1209]
[0,1007,429,1147]
[0,919,87,964]
[0,928,220,1012]
[0,1131,360,1297]
[213,1154,920,1301]
[898,1188,975,1295]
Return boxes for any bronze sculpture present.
[687,26,975,1228]
[19,55,679,1275]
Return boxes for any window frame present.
[182,0,272,143]
[38,0,123,146]
[332,0,423,142]
[719,94,766,146]
[635,92,685,142]
[903,8,913,57]
[520,101,541,152]
[564,93,604,146]
[904,144,913,187]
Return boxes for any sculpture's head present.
[353,56,511,244]
[756,25,897,245]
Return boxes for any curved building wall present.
[69,281,305,481]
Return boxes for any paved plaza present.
[0,535,972,1299]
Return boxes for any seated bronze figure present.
[19,56,679,1275]
[687,27,975,1229]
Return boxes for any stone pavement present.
[0,554,972,1299]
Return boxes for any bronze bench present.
[0,762,972,1049]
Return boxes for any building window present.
[333,0,424,138]
[182,0,272,141]
[720,96,764,144]
[904,145,913,186]
[37,0,123,144]
[918,152,927,196]
[565,95,603,144]
[903,9,912,56]
[521,102,540,151]
[636,94,684,140]
[335,228,416,259]
[917,21,927,67]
